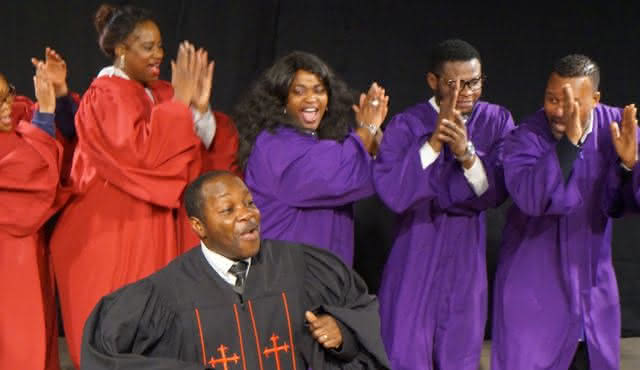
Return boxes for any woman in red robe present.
[0,69,63,370]
[49,4,227,366]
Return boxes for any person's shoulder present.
[474,100,513,118]
[594,103,623,119]
[384,101,435,137]
[509,109,551,143]
[394,101,434,122]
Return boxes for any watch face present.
[467,141,476,155]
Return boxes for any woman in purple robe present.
[234,51,388,265]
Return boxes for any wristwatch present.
[455,141,476,162]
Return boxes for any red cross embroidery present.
[208,344,240,369]
[263,334,290,370]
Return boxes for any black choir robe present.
[81,240,390,369]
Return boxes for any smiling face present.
[427,58,482,114]
[116,20,164,84]
[189,174,261,261]
[285,69,329,131]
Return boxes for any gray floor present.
[61,337,640,369]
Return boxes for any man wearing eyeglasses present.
[492,55,639,370]
[373,39,515,369]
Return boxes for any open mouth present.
[238,224,260,241]
[300,107,320,125]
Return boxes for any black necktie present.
[228,261,249,294]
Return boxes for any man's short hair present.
[184,170,236,222]
[552,54,600,90]
[428,39,481,75]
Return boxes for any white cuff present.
[419,141,440,169]
[463,156,489,196]
[191,107,216,149]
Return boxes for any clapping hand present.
[31,47,68,97]
[34,63,56,114]
[430,79,461,152]
[611,104,638,169]
[191,48,214,113]
[353,82,389,132]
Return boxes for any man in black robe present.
[80,170,390,369]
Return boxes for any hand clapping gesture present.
[430,80,474,167]
[34,62,56,114]
[171,41,214,112]
[611,104,638,169]
[560,84,583,145]
[353,82,389,154]
[31,47,69,98]
[192,49,214,113]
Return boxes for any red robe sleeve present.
[200,111,240,176]
[0,120,62,236]
[73,77,202,208]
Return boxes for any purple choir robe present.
[244,126,375,266]
[492,104,638,370]
[374,101,514,370]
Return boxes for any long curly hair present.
[234,51,357,170]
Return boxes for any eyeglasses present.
[435,74,485,91]
[0,84,15,106]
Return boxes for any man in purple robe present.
[373,39,514,370]
[492,54,639,370]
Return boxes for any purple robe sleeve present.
[503,118,584,216]
[250,131,375,208]
[437,110,515,212]
[374,113,451,213]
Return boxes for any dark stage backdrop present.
[3,0,639,337]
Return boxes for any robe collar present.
[200,241,252,286]
[97,65,155,103]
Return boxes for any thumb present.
[610,121,620,140]
[305,311,318,323]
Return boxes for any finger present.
[207,61,215,84]
[31,57,44,67]
[562,84,575,113]
[453,110,466,127]
[176,44,185,67]
[359,93,366,108]
[437,133,456,143]
[610,121,621,141]
[449,79,460,110]
[305,311,318,323]
[439,125,461,141]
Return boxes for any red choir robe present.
[49,75,214,368]
[177,110,241,252]
[0,97,64,370]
